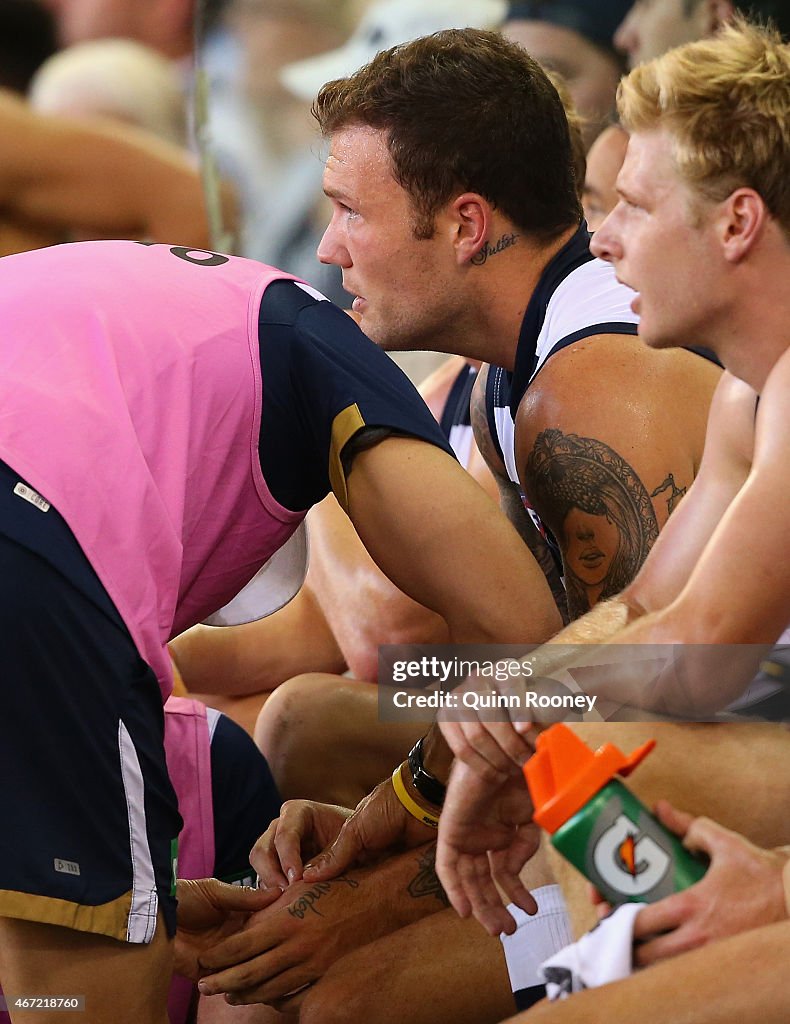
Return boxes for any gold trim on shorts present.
[0,888,133,942]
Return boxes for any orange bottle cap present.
[524,723,655,834]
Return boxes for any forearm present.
[306,494,449,681]
[10,110,212,247]
[169,589,345,696]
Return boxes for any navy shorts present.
[0,460,181,943]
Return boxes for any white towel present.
[540,902,642,999]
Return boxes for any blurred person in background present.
[502,0,630,148]
[29,38,188,144]
[42,0,196,61]
[614,0,789,67]
[582,120,629,229]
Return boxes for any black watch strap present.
[407,737,446,807]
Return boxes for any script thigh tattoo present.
[525,429,660,618]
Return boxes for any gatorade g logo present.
[592,813,671,896]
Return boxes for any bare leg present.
[254,675,424,806]
[299,909,515,1024]
[515,918,790,1024]
[0,911,172,1024]
[197,993,295,1024]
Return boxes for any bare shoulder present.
[514,334,721,617]
[515,334,721,523]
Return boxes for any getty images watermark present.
[377,643,787,724]
[388,653,596,715]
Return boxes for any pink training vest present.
[163,697,216,1024]
[0,241,306,697]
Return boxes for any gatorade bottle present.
[524,723,707,906]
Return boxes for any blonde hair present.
[618,18,790,234]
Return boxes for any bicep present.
[515,338,713,619]
[663,371,789,643]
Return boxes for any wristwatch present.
[407,736,446,807]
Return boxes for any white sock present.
[500,884,573,993]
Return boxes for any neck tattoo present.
[471,232,519,266]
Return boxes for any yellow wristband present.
[391,764,439,829]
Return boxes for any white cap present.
[202,521,308,626]
[281,0,507,101]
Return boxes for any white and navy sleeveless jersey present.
[486,224,639,488]
[439,362,478,470]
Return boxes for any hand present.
[436,759,540,937]
[196,849,433,1006]
[251,800,353,889]
[631,801,789,966]
[299,772,437,882]
[174,877,279,980]
[438,667,557,770]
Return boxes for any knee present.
[253,674,361,799]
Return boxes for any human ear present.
[719,188,767,264]
[450,193,490,265]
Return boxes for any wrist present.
[420,725,453,785]
[408,736,447,806]
[782,856,790,918]
[391,763,440,828]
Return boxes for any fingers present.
[633,890,690,941]
[198,920,278,975]
[440,719,533,777]
[634,923,703,967]
[223,966,316,1008]
[303,815,363,882]
[250,802,329,889]
[249,821,289,890]
[653,800,694,840]
[458,852,515,936]
[435,841,472,920]
[176,877,279,919]
[489,836,540,919]
[199,948,305,1002]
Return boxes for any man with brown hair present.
[194,28,726,1021]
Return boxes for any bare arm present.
[471,365,569,621]
[304,492,449,682]
[305,356,499,680]
[168,586,346,697]
[516,335,720,619]
[597,363,789,711]
[0,89,220,249]
[343,436,562,645]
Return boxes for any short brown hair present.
[618,18,790,235]
[314,28,582,240]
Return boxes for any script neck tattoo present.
[406,843,449,907]
[471,233,519,266]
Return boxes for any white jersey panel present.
[532,259,639,381]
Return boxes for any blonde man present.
[425,23,790,1023]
